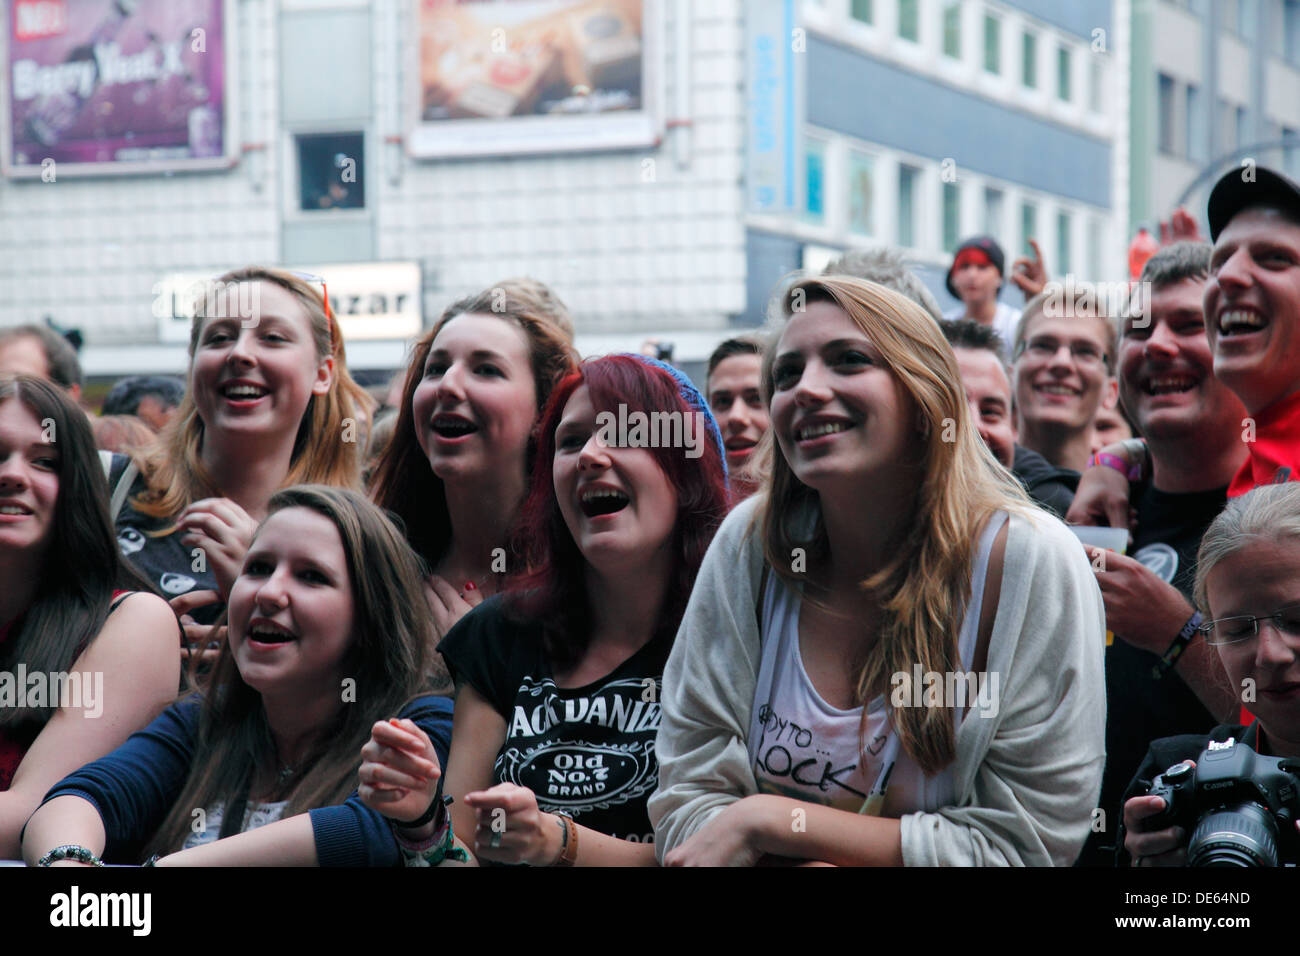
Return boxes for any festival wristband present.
[1152,612,1203,679]
[1121,437,1149,480]
[396,810,468,867]
[1088,452,1143,482]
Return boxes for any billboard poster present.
[2,0,235,177]
[409,0,660,158]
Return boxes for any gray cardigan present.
[648,494,1106,866]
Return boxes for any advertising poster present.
[3,0,234,177]
[410,0,660,158]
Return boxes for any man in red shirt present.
[1204,166,1300,493]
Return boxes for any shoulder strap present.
[755,563,770,634]
[109,459,140,524]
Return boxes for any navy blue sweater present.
[41,695,453,866]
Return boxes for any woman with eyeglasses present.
[650,276,1106,866]
[112,266,373,668]
[1122,483,1300,866]
[1009,289,1118,474]
[367,285,576,646]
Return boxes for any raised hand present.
[179,497,260,601]
[358,719,441,828]
[1010,238,1049,299]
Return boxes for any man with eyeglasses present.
[1073,243,1244,866]
[1010,288,1118,473]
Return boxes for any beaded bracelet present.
[37,845,105,868]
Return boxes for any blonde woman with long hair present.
[649,276,1106,866]
[112,266,373,660]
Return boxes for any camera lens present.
[1187,802,1280,867]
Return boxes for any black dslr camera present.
[1147,737,1300,866]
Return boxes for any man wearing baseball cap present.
[943,235,1048,359]
[1069,164,1300,527]
[1204,164,1300,494]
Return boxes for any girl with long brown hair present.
[0,375,178,860]
[368,284,576,643]
[650,276,1106,866]
[23,486,453,867]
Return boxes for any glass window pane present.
[899,165,919,248]
[805,138,826,224]
[851,0,873,25]
[898,0,919,41]
[1021,201,1037,257]
[849,152,875,236]
[1087,217,1102,280]
[943,182,961,253]
[984,15,1000,73]
[983,187,1004,236]
[1056,211,1071,276]
[1217,99,1237,151]
[1159,75,1177,153]
[1022,32,1037,88]
[1282,128,1300,179]
[1187,83,1206,162]
[297,132,365,211]
[1089,58,1103,112]
[942,2,961,58]
[1057,46,1071,101]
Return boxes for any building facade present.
[0,0,1128,380]
[745,0,1127,323]
[1133,0,1300,233]
[1,0,749,377]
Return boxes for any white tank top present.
[747,512,1007,816]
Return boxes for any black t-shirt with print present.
[439,595,667,844]
[109,454,223,626]
[1078,479,1226,866]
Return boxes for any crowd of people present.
[2,163,1300,867]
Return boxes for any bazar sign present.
[155,262,423,343]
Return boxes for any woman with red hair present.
[357,355,728,866]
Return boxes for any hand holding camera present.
[1124,739,1300,867]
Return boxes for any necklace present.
[277,764,295,784]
